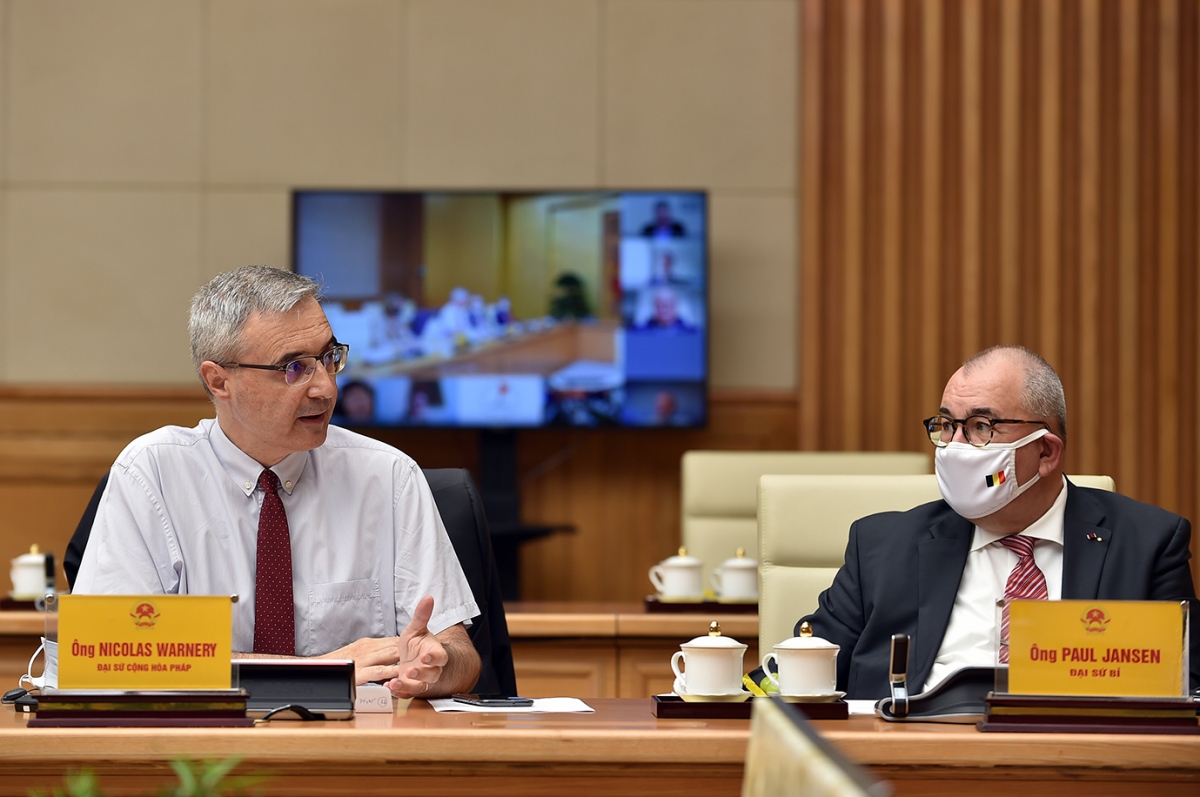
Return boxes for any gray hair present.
[963,345,1068,445]
[189,266,321,383]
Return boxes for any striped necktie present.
[998,534,1048,664]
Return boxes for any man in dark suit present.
[799,345,1200,698]
[641,200,686,238]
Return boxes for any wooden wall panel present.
[0,387,216,590]
[801,0,1200,585]
[514,392,798,602]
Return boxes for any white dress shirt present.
[74,419,478,656]
[923,476,1068,692]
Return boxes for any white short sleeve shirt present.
[73,419,479,655]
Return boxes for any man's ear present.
[1037,432,1064,476]
[199,361,231,400]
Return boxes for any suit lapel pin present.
[1086,532,1103,542]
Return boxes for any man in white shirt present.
[74,266,481,699]
[797,345,1199,697]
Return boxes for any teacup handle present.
[649,565,666,593]
[761,652,780,688]
[710,569,723,593]
[671,650,687,687]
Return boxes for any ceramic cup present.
[762,634,840,696]
[10,546,47,598]
[649,548,703,600]
[670,623,747,695]
[710,549,758,600]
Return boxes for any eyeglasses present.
[922,415,1050,448]
[224,343,349,386]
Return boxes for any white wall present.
[0,0,798,390]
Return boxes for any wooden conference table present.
[3,699,1200,797]
[5,606,1200,795]
[348,319,619,382]
[0,603,761,701]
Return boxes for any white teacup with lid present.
[762,621,840,696]
[671,621,748,696]
[710,547,758,601]
[649,546,703,601]
[10,544,47,599]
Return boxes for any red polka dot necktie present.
[998,534,1048,664]
[253,469,295,655]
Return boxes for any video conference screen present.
[292,189,708,428]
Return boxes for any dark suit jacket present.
[798,482,1200,698]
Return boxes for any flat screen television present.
[291,189,709,430]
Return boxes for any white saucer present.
[779,691,845,703]
[652,594,705,604]
[677,691,750,703]
[7,592,42,601]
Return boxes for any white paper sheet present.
[428,697,594,713]
[846,699,878,715]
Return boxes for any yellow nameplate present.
[57,595,233,690]
[1007,599,1188,697]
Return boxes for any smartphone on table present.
[451,693,534,707]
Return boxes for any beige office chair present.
[680,451,931,587]
[757,473,1116,654]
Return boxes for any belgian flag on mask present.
[985,471,1006,488]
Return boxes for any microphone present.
[888,633,910,718]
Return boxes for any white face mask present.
[20,637,57,691]
[935,428,1049,519]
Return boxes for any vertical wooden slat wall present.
[800,0,1200,580]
